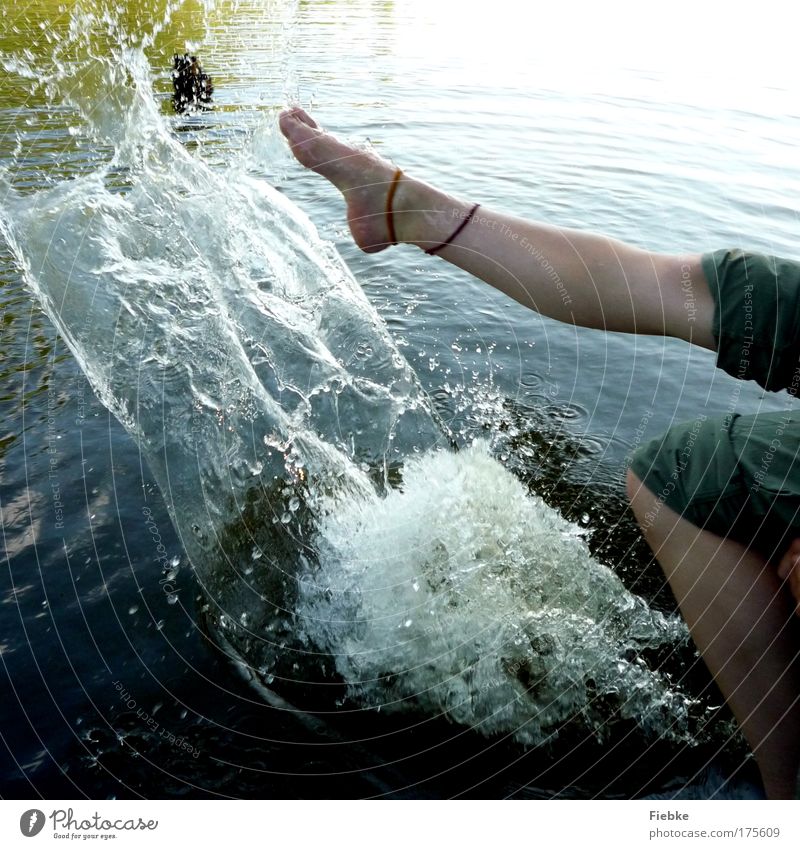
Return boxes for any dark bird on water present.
[172,53,214,112]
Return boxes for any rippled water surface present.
[1,0,798,798]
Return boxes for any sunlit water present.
[1,0,797,798]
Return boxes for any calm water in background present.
[1,0,799,798]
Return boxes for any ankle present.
[390,176,466,251]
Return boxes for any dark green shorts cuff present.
[702,249,800,394]
[629,412,800,557]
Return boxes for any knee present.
[626,467,668,565]
[626,467,660,534]
[625,468,639,503]
[626,468,645,518]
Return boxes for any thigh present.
[630,414,751,542]
[630,411,800,558]
[729,412,800,555]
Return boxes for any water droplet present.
[251,546,263,560]
[170,556,180,568]
[263,432,288,452]
[281,512,291,524]
[167,593,179,605]
[288,496,300,512]
[412,581,420,592]
[128,605,139,615]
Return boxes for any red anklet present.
[424,203,481,255]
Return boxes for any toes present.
[279,106,319,137]
[279,108,307,141]
[290,106,319,129]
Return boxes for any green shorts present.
[704,249,800,394]
[630,250,800,556]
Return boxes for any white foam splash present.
[302,442,690,744]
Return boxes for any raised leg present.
[627,470,800,799]
[279,107,716,349]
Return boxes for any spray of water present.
[0,1,696,747]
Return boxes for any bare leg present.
[280,108,800,795]
[279,107,716,349]
[627,471,800,799]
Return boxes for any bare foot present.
[279,106,405,253]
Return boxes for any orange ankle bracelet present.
[385,168,403,246]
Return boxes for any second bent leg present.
[628,470,800,799]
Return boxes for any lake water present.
[1,0,798,799]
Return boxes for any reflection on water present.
[1,0,796,799]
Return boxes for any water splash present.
[302,442,690,744]
[1,3,696,748]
